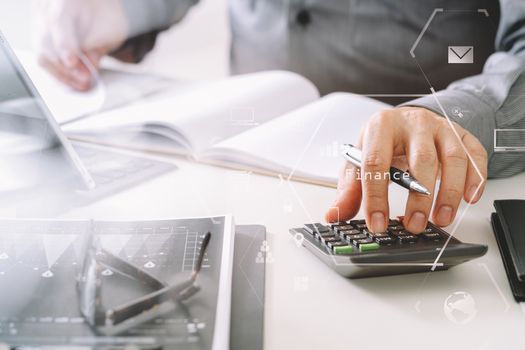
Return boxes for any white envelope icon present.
[448,46,474,64]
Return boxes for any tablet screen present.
[0,34,94,193]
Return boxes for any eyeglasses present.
[76,230,212,336]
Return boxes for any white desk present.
[59,153,525,350]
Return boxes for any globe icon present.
[443,291,477,324]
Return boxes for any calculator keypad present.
[302,219,444,255]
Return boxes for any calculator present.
[290,218,487,278]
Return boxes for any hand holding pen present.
[342,145,431,196]
[325,107,488,234]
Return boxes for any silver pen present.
[342,144,431,196]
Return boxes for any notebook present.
[491,200,525,302]
[60,71,391,187]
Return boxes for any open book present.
[63,71,391,186]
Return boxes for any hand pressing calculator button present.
[290,218,487,278]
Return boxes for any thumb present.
[325,163,363,223]
[85,49,107,71]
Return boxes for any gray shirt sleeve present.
[122,0,199,37]
[405,0,525,179]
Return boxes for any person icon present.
[265,252,275,264]
[255,251,265,264]
[260,241,270,253]
[452,107,465,119]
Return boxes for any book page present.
[204,93,391,185]
[65,71,320,154]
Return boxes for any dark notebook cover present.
[491,200,525,302]
[231,225,265,350]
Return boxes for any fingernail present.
[436,205,453,226]
[467,185,480,203]
[370,212,386,232]
[408,211,426,233]
[325,205,339,223]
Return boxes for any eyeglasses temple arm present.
[107,232,211,326]
[98,248,166,290]
[107,279,195,326]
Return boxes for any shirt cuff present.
[122,0,174,37]
[110,31,160,63]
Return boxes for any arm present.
[35,0,199,89]
[325,3,525,232]
[327,0,525,233]
[123,0,199,38]
[405,0,525,178]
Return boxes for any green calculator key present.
[334,245,353,255]
[359,242,380,252]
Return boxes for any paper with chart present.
[0,216,234,350]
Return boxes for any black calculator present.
[290,218,487,278]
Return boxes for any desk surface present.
[59,155,525,350]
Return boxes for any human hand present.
[33,0,128,91]
[325,107,488,234]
